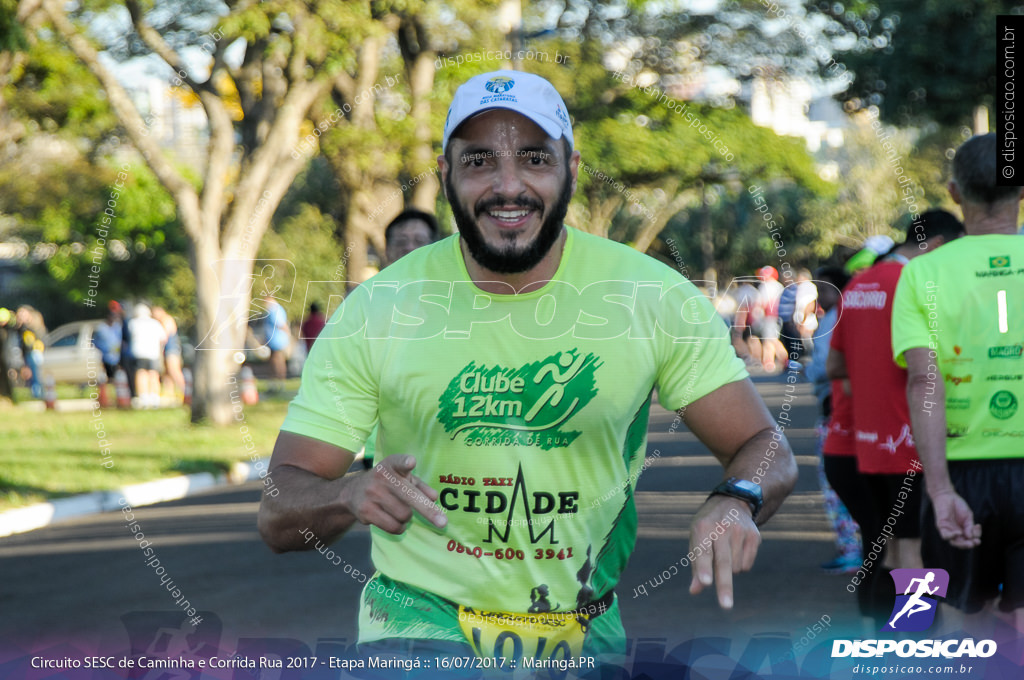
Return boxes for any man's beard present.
[447,171,572,275]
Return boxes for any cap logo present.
[555,104,570,128]
[485,77,515,94]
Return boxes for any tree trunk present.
[584,194,622,238]
[631,184,689,254]
[345,212,371,284]
[190,236,252,424]
[408,50,439,211]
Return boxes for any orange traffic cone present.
[240,366,259,405]
[114,368,132,409]
[43,374,57,410]
[97,371,110,408]
[182,367,193,407]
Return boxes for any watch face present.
[733,479,762,498]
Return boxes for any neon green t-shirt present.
[892,234,1024,460]
[282,227,747,620]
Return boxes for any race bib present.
[457,605,589,663]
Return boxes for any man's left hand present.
[688,495,761,609]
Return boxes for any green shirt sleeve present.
[654,278,748,411]
[280,286,379,452]
[891,259,931,368]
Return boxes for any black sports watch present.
[708,477,763,521]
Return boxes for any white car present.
[41,320,104,383]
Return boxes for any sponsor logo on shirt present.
[982,428,1024,437]
[946,424,969,438]
[880,424,914,453]
[989,390,1019,420]
[974,268,1015,278]
[843,289,887,309]
[945,374,973,386]
[947,345,973,364]
[946,397,972,410]
[437,349,602,450]
[437,463,579,545]
[986,374,1023,381]
[988,344,1023,359]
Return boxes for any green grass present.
[0,389,295,512]
[11,383,87,402]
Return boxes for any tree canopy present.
[811,0,1023,128]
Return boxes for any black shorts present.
[824,455,873,532]
[135,358,160,372]
[865,472,922,540]
[921,458,1024,613]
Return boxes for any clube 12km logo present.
[436,350,601,450]
[832,569,997,659]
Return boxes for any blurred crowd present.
[0,299,186,408]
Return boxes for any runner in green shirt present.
[360,209,441,470]
[258,70,798,667]
[892,132,1024,621]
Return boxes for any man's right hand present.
[930,490,981,549]
[342,455,447,534]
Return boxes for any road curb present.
[0,457,271,538]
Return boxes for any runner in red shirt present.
[807,266,864,574]
[827,210,963,625]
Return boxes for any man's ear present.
[948,180,962,205]
[569,149,581,196]
[437,154,450,201]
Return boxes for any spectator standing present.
[118,301,136,396]
[300,303,327,353]
[93,304,123,379]
[261,294,290,392]
[128,304,166,408]
[0,307,15,400]
[15,306,46,399]
[152,306,185,403]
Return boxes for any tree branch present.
[222,77,332,254]
[352,35,382,128]
[333,70,356,101]
[632,185,689,254]
[124,0,210,95]
[198,85,236,239]
[37,0,201,239]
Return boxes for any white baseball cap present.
[442,70,574,153]
[863,235,895,255]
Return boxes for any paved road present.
[3,377,1018,678]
